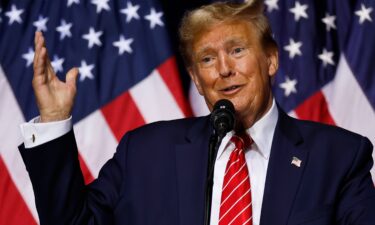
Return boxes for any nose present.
[218,52,233,77]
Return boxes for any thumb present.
[66,67,79,87]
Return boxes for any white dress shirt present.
[210,100,278,225]
[19,100,278,225]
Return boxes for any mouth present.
[219,85,243,95]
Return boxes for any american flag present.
[0,0,374,225]
[0,0,192,224]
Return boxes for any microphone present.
[204,99,235,225]
[210,99,235,138]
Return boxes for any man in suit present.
[19,1,375,225]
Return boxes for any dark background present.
[158,0,213,96]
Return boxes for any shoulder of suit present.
[118,116,209,143]
[288,115,370,148]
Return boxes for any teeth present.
[225,86,238,91]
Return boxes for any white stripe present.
[189,81,210,116]
[225,157,240,175]
[0,66,39,223]
[322,55,375,180]
[221,175,250,207]
[74,110,118,178]
[219,188,251,221]
[222,161,247,191]
[288,110,298,119]
[130,70,184,123]
[242,217,251,225]
[228,203,251,225]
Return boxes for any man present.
[19,1,375,225]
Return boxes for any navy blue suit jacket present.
[19,109,375,225]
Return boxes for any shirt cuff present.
[20,116,72,148]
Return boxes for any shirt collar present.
[216,99,279,160]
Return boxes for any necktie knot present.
[230,133,253,150]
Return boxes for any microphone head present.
[210,99,235,137]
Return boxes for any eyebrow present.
[195,37,246,56]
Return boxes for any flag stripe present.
[101,91,146,141]
[322,55,375,180]
[0,157,37,225]
[158,57,193,117]
[130,69,185,123]
[0,66,39,223]
[78,154,95,184]
[74,110,118,178]
[294,91,336,125]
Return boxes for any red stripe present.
[157,56,193,117]
[294,91,336,125]
[78,154,95,184]
[0,156,37,225]
[101,91,146,141]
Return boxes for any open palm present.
[32,31,78,122]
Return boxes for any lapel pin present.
[291,156,302,167]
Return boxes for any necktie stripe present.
[219,188,251,221]
[227,203,251,225]
[219,134,253,225]
[222,161,247,191]
[224,157,240,175]
[220,198,252,224]
[242,217,252,225]
[220,175,250,207]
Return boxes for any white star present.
[279,76,298,97]
[322,13,336,31]
[113,35,134,55]
[82,27,103,48]
[318,48,335,67]
[283,38,303,59]
[56,20,73,40]
[5,4,24,25]
[79,60,95,81]
[91,0,110,13]
[33,15,49,32]
[289,1,308,21]
[265,0,279,13]
[120,2,140,23]
[22,48,35,67]
[67,0,80,7]
[144,8,164,29]
[355,4,373,24]
[51,55,65,73]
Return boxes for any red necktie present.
[219,134,253,225]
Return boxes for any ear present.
[188,67,204,95]
[267,48,279,77]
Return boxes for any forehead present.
[192,20,260,53]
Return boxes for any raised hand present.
[32,31,79,122]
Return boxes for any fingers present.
[66,67,79,89]
[33,32,46,79]
[33,32,55,84]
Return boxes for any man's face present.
[188,20,278,128]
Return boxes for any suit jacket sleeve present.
[336,136,375,224]
[19,130,129,225]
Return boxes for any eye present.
[231,47,246,57]
[200,55,215,66]
[202,57,212,63]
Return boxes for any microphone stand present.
[204,132,225,225]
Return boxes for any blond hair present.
[179,0,278,67]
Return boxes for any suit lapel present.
[175,116,212,225]
[260,109,309,225]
